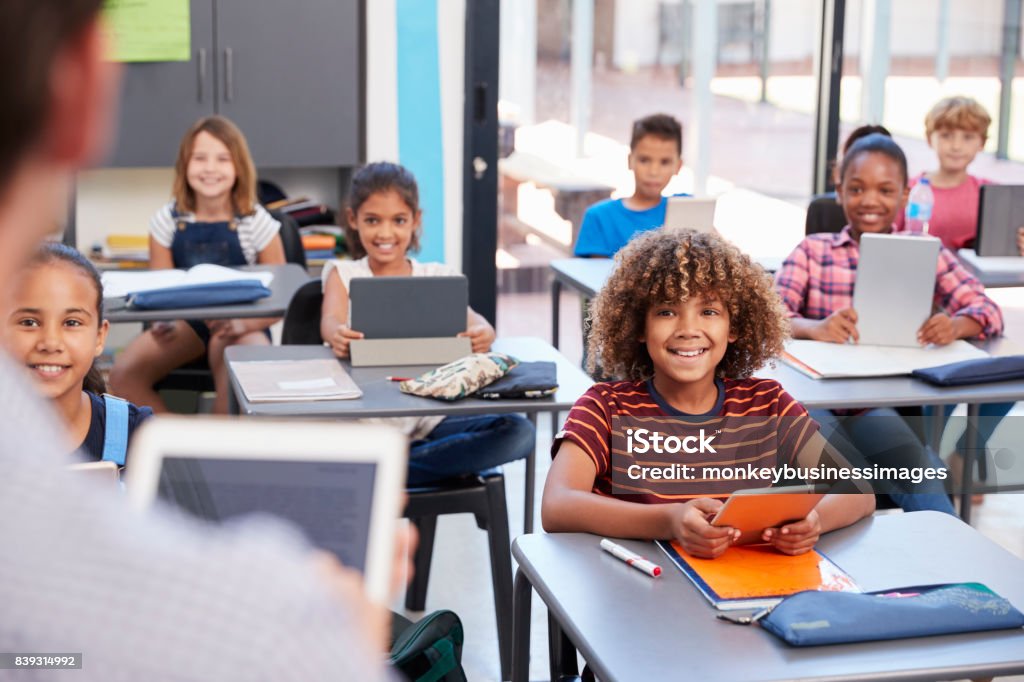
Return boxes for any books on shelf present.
[232,358,362,402]
[782,339,989,379]
[656,540,859,611]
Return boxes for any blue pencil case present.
[757,583,1024,646]
[912,355,1024,386]
[125,280,271,310]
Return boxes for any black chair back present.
[805,192,848,235]
[271,211,308,270]
[282,280,324,345]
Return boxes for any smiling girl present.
[319,161,535,485]
[6,243,151,465]
[109,116,285,414]
[774,133,1003,513]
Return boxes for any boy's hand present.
[917,313,956,346]
[459,324,495,353]
[666,498,738,559]
[328,325,364,359]
[1017,227,1024,256]
[812,308,858,344]
[762,510,821,555]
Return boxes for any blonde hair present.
[925,96,992,140]
[172,116,257,216]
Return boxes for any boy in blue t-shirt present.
[574,113,684,258]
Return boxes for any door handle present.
[197,48,207,103]
[224,47,234,102]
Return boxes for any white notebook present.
[783,339,989,379]
[232,359,362,402]
[102,264,274,298]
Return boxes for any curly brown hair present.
[587,228,789,381]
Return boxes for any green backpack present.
[389,610,467,682]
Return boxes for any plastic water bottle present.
[905,177,934,234]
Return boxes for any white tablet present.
[126,417,407,603]
[711,485,828,545]
[853,233,940,347]
[663,196,718,233]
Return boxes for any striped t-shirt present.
[150,201,281,265]
[553,377,819,503]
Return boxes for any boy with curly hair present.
[543,229,874,559]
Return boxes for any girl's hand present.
[206,319,249,340]
[328,325,364,358]
[459,324,495,353]
[762,510,821,555]
[917,313,956,346]
[813,308,858,344]
[666,498,737,559]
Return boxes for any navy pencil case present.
[757,583,1024,646]
[125,280,271,310]
[912,355,1024,387]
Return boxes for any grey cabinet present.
[107,0,362,168]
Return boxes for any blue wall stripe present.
[396,0,445,263]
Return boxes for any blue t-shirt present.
[78,392,153,464]
[574,196,681,258]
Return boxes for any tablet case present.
[759,583,1024,646]
[349,276,467,339]
[912,354,1024,386]
[853,233,940,347]
[977,185,1024,257]
[125,279,271,310]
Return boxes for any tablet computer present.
[711,485,828,545]
[126,417,407,603]
[977,185,1024,257]
[663,197,718,232]
[853,233,940,347]
[350,275,467,339]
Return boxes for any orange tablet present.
[711,485,827,545]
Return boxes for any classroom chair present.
[155,212,307,403]
[281,284,516,680]
[805,192,847,235]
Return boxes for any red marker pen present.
[600,538,661,578]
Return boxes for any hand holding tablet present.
[710,485,828,546]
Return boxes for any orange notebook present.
[656,540,859,611]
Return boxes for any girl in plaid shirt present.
[776,133,1003,513]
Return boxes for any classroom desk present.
[224,336,594,533]
[957,249,1024,288]
[104,263,309,323]
[759,340,1024,523]
[511,512,1024,682]
[550,256,781,349]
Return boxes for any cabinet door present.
[106,0,215,167]
[215,0,362,167]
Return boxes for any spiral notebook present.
[656,540,859,611]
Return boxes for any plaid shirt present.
[775,226,1002,338]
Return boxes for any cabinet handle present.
[196,48,207,103]
[224,47,234,102]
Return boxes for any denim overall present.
[169,206,247,345]
[169,206,246,269]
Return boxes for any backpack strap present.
[101,394,130,467]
